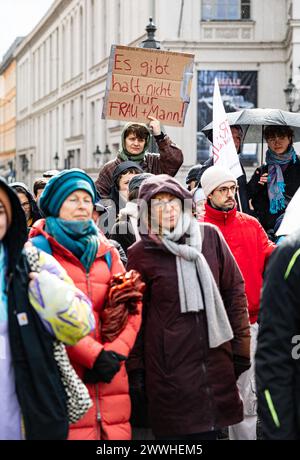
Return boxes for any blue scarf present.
[266,146,297,214]
[0,243,8,322]
[45,218,99,273]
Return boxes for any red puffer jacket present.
[201,204,275,323]
[29,220,142,440]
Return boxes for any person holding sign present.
[95,116,183,198]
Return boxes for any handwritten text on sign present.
[102,45,194,127]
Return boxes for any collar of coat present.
[204,202,237,224]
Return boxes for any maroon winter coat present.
[126,175,250,437]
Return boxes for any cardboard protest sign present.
[102,45,194,127]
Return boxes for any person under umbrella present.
[247,125,300,235]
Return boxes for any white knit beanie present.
[200,165,237,198]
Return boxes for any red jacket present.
[201,204,275,323]
[29,220,142,440]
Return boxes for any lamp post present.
[103,144,111,165]
[21,155,29,175]
[7,160,15,183]
[140,18,161,153]
[93,145,102,168]
[283,77,300,112]
[53,152,59,169]
[140,17,161,50]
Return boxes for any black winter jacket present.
[247,157,300,233]
[2,180,68,440]
[256,229,300,439]
[109,215,136,256]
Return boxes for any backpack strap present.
[31,235,52,255]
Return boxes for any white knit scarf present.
[161,213,233,348]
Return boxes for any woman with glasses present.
[10,182,42,230]
[247,125,300,235]
[29,169,142,440]
[126,174,250,440]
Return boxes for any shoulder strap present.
[31,235,52,255]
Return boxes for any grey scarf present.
[161,213,233,348]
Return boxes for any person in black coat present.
[109,173,153,256]
[0,179,91,440]
[10,182,43,229]
[247,125,300,235]
[256,228,300,439]
[199,125,251,214]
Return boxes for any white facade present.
[14,0,300,184]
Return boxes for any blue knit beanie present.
[39,169,97,217]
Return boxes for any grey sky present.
[0,0,54,61]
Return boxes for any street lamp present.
[53,152,59,169]
[103,144,111,164]
[283,77,300,112]
[93,145,102,168]
[21,155,29,174]
[140,17,161,50]
[7,160,15,183]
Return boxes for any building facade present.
[0,38,23,182]
[10,0,300,184]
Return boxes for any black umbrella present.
[201,108,300,163]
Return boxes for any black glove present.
[233,355,251,380]
[84,349,127,384]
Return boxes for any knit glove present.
[84,349,127,384]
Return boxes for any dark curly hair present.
[264,125,294,144]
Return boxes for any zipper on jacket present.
[86,272,92,300]
[86,271,102,438]
[201,361,216,431]
[95,383,102,439]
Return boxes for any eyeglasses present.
[214,185,238,196]
[151,198,181,210]
[20,201,30,208]
[266,135,288,142]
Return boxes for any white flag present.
[212,78,243,178]
[276,186,300,237]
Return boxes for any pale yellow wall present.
[0,60,16,162]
